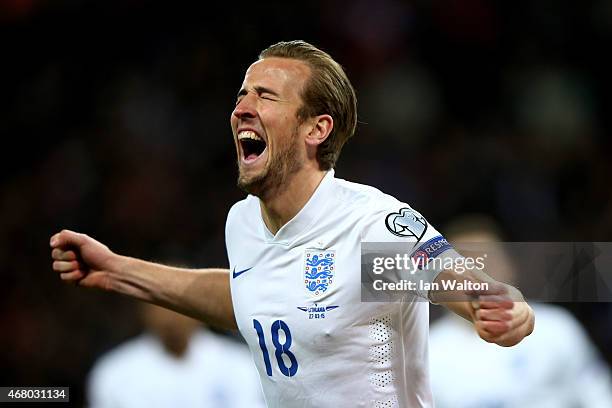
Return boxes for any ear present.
[304,114,333,147]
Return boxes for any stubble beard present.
[237,127,303,198]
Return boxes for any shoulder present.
[226,195,257,225]
[331,176,404,219]
[88,335,156,389]
[331,176,439,244]
[340,181,426,239]
[529,304,590,342]
[225,195,259,239]
[92,335,155,370]
[333,177,394,202]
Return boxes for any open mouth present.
[238,130,267,162]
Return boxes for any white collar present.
[259,170,335,245]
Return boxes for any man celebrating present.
[50,41,534,407]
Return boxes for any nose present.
[232,93,257,120]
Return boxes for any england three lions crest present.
[304,250,335,296]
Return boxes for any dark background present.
[1,0,611,406]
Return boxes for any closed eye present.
[254,86,279,99]
[235,87,280,104]
[235,94,275,105]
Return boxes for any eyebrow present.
[236,86,280,98]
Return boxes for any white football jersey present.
[430,304,612,408]
[226,170,451,408]
[87,330,266,408]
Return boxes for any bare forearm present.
[110,255,236,330]
[430,269,482,321]
[440,300,473,322]
[50,230,236,329]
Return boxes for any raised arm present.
[431,268,534,347]
[50,229,236,330]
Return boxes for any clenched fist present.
[468,283,535,347]
[50,230,118,290]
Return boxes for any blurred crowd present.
[1,0,611,405]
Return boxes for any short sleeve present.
[360,203,462,300]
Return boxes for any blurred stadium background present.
[1,0,611,405]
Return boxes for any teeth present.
[238,130,263,142]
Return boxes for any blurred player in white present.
[88,303,265,408]
[50,41,534,407]
[429,215,612,408]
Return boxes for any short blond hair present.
[259,40,357,170]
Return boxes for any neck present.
[260,167,327,235]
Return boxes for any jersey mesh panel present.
[374,395,399,408]
[368,314,399,407]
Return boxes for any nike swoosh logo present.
[232,266,253,279]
